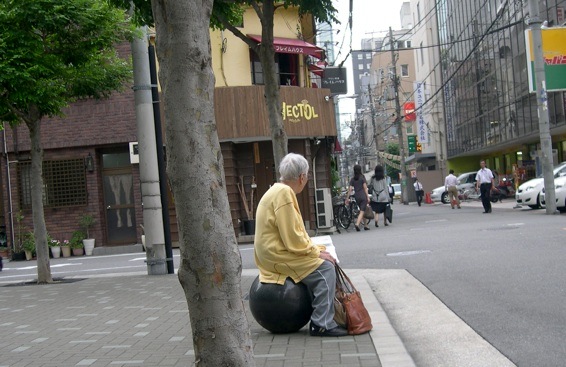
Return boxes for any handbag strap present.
[335,263,357,294]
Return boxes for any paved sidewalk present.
[0,270,413,367]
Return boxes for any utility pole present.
[390,27,409,205]
[368,84,380,165]
[131,26,168,275]
[527,0,557,214]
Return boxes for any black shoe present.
[354,225,360,232]
[364,226,370,230]
[375,222,379,228]
[309,323,348,337]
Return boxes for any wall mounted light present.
[85,153,94,172]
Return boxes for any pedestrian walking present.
[369,165,389,227]
[345,165,370,231]
[413,178,424,206]
[388,183,395,205]
[475,160,495,213]
[444,169,461,209]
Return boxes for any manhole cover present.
[386,250,431,257]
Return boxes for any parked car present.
[391,183,401,201]
[515,162,566,209]
[540,175,566,212]
[430,172,478,204]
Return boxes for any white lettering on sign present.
[282,100,319,123]
[414,81,428,144]
[275,45,304,54]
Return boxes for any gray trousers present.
[301,260,338,330]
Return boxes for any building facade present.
[435,0,566,178]
[0,7,338,254]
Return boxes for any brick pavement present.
[0,270,412,367]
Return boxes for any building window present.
[18,159,87,209]
[357,53,363,59]
[401,64,409,77]
[407,41,412,48]
[420,42,424,65]
[365,53,371,59]
[358,64,364,70]
[367,63,371,69]
[250,52,298,86]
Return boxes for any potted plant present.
[22,232,35,261]
[0,245,9,259]
[70,231,85,256]
[12,211,26,261]
[60,240,71,258]
[48,237,61,259]
[236,176,256,235]
[79,214,96,255]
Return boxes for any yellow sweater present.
[254,183,324,285]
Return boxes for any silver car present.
[430,172,477,204]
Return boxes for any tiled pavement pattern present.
[0,272,399,367]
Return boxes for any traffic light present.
[407,135,416,153]
[416,142,422,152]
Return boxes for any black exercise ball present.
[249,276,313,334]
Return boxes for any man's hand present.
[319,251,336,264]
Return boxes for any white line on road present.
[425,219,448,223]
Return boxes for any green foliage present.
[116,0,339,29]
[47,233,60,247]
[70,231,85,249]
[0,0,134,126]
[330,157,341,197]
[14,211,26,253]
[386,142,400,183]
[79,214,96,239]
[22,232,35,252]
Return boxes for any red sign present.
[403,102,416,121]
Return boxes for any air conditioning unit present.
[129,142,139,164]
[315,188,334,229]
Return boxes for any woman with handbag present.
[369,165,389,227]
[345,165,370,231]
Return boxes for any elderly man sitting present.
[254,153,347,337]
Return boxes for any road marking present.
[425,219,448,223]
[507,223,524,226]
[129,257,146,262]
[387,250,432,257]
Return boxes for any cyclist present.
[345,165,370,231]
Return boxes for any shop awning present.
[334,138,343,154]
[308,61,327,77]
[248,34,325,59]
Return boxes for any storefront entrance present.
[101,150,137,245]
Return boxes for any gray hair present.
[279,153,309,181]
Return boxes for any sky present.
[331,0,408,136]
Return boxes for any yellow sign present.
[525,27,566,92]
[282,100,319,123]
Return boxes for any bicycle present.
[336,195,361,230]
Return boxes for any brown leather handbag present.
[334,264,373,335]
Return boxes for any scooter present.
[491,178,515,202]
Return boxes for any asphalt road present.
[2,200,565,366]
[297,201,565,367]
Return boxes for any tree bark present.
[150,0,255,365]
[26,116,52,284]
[258,2,288,178]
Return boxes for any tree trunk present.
[259,2,288,177]
[150,1,255,366]
[26,117,52,284]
